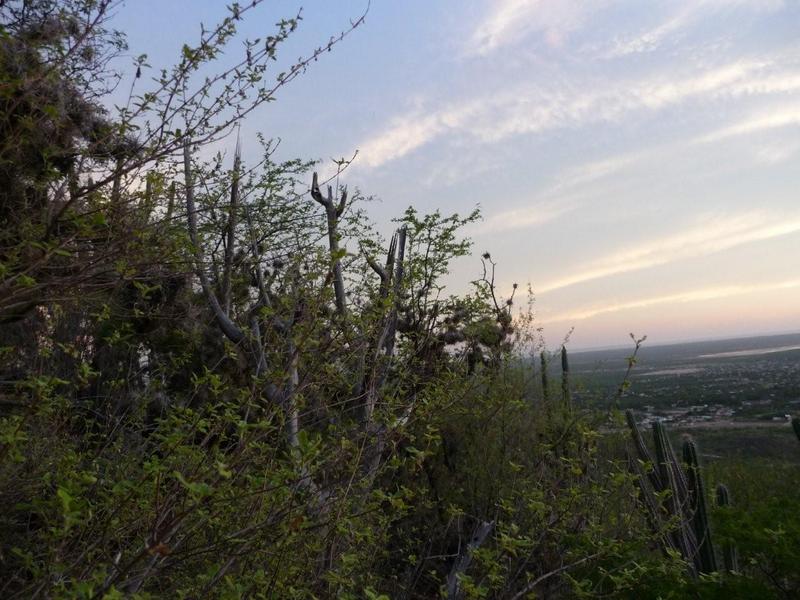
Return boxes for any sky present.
[114,0,800,349]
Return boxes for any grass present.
[673,426,800,465]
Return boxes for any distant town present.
[569,332,800,428]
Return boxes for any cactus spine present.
[715,484,739,573]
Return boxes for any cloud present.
[753,140,800,164]
[605,0,785,58]
[469,0,784,58]
[606,5,697,58]
[537,212,800,293]
[469,0,604,55]
[556,153,641,187]
[633,59,765,109]
[356,100,484,169]
[544,278,800,322]
[356,115,445,169]
[476,199,576,234]
[473,152,643,235]
[696,105,800,143]
[357,55,800,170]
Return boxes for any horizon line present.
[568,328,800,354]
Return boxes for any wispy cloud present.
[556,153,642,188]
[357,55,800,170]
[537,212,800,293]
[753,139,800,163]
[476,198,577,235]
[544,278,800,322]
[356,115,446,169]
[474,152,642,235]
[606,5,697,58]
[469,0,604,55]
[633,59,765,109]
[606,0,785,58]
[696,105,800,143]
[469,0,784,59]
[355,100,484,169]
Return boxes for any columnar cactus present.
[715,484,739,573]
[561,345,571,408]
[650,420,697,571]
[683,440,716,573]
[625,411,733,576]
[540,350,549,404]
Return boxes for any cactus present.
[540,351,549,404]
[625,411,734,577]
[715,484,739,573]
[683,440,716,573]
[651,420,696,570]
[561,345,571,408]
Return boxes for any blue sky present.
[115,0,800,349]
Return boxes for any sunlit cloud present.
[469,0,604,55]
[476,199,576,234]
[537,212,800,293]
[357,55,800,170]
[470,0,784,58]
[696,105,800,143]
[605,0,785,58]
[473,152,643,235]
[357,115,446,169]
[606,5,697,58]
[356,100,484,169]
[634,59,765,109]
[544,278,800,322]
[555,154,642,189]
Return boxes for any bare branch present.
[183,141,245,344]
[310,171,347,316]
[446,520,495,600]
[221,136,241,316]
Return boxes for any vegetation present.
[625,412,720,576]
[0,2,798,598]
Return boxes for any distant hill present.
[569,332,800,373]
